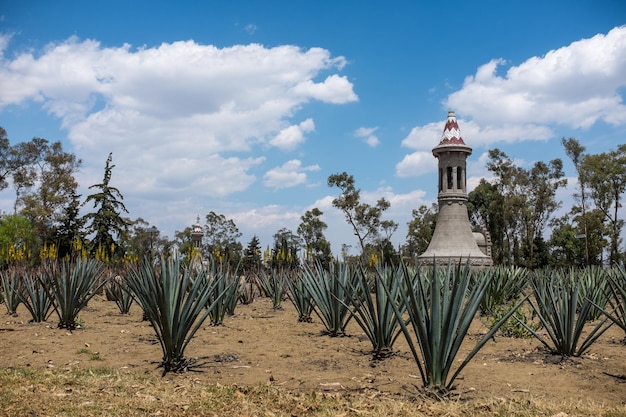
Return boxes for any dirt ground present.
[1,294,625,406]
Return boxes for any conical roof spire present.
[438,110,466,145]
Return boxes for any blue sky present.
[1,1,625,254]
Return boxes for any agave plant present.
[523,269,613,357]
[205,263,239,325]
[257,269,286,310]
[603,266,626,341]
[105,274,134,314]
[285,273,314,323]
[342,264,407,359]
[19,270,53,322]
[126,256,227,374]
[577,266,611,321]
[47,258,107,330]
[300,261,358,337]
[476,266,528,315]
[0,267,23,316]
[389,261,526,393]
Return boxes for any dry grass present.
[1,367,625,417]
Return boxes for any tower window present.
[439,168,443,192]
[447,167,453,189]
[457,166,462,190]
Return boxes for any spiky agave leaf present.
[126,256,227,374]
[388,261,526,393]
[285,272,314,323]
[0,267,23,316]
[300,261,357,337]
[18,270,53,322]
[341,264,406,359]
[523,268,612,357]
[47,258,107,330]
[604,266,626,340]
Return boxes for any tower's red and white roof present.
[438,110,466,145]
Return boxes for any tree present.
[468,179,506,264]
[297,208,332,267]
[82,153,131,260]
[52,191,85,259]
[403,204,437,261]
[242,235,263,273]
[582,145,626,265]
[562,137,591,265]
[14,138,82,246]
[0,214,37,265]
[484,149,566,267]
[204,211,243,267]
[269,227,300,270]
[327,172,396,258]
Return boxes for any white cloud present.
[263,159,320,189]
[395,151,438,177]
[446,26,626,128]
[0,37,356,200]
[354,126,380,147]
[269,118,315,150]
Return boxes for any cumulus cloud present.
[447,25,626,128]
[0,37,356,199]
[397,26,626,178]
[263,159,320,189]
[269,118,315,150]
[354,126,380,147]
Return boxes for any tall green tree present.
[297,208,332,267]
[204,211,243,267]
[242,235,263,273]
[403,204,437,262]
[582,144,626,265]
[467,179,506,264]
[82,153,131,259]
[15,138,82,246]
[52,191,85,259]
[0,214,37,265]
[484,149,566,267]
[327,172,396,258]
[269,227,301,270]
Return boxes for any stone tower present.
[191,216,204,250]
[417,111,492,266]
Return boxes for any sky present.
[0,1,625,255]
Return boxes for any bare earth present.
[1,295,625,407]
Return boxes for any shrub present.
[390,261,525,394]
[47,259,107,330]
[523,269,613,357]
[19,270,53,322]
[126,256,227,374]
[300,261,358,337]
[0,267,23,316]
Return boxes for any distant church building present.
[417,111,493,266]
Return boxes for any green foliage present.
[486,305,539,339]
[327,172,396,257]
[524,269,613,357]
[402,204,437,262]
[476,266,528,315]
[125,257,227,374]
[298,208,332,268]
[205,263,239,326]
[604,266,626,340]
[343,265,407,359]
[300,261,358,337]
[19,270,53,322]
[82,153,131,259]
[0,267,23,316]
[257,269,286,310]
[285,272,314,323]
[0,214,37,266]
[46,258,107,330]
[104,274,134,315]
[389,262,526,393]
